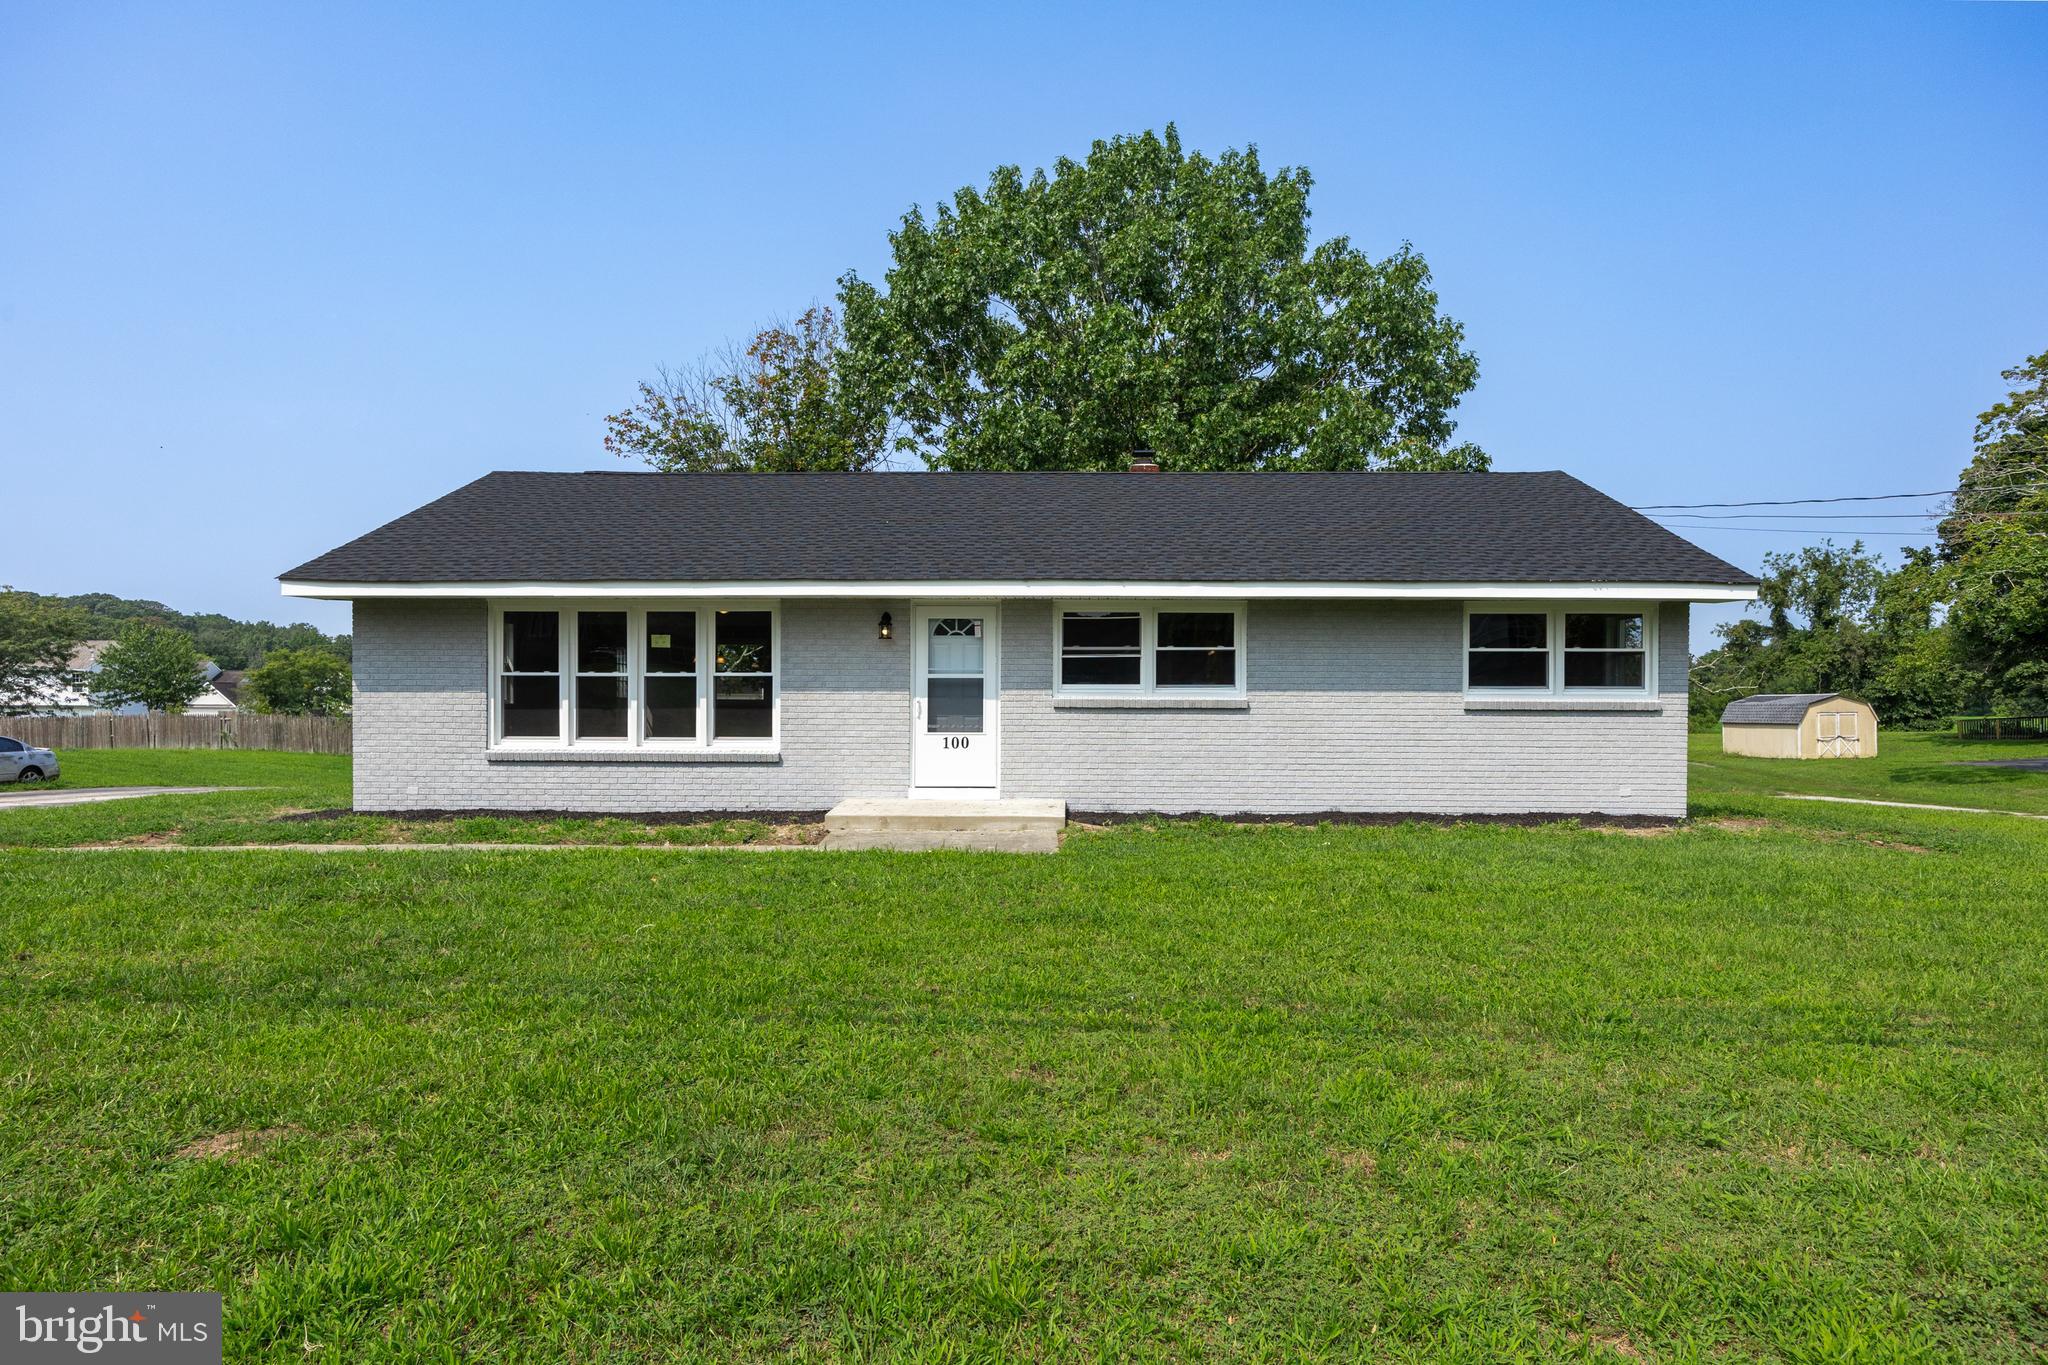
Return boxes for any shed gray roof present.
[1720,693,1840,725]
[282,470,1756,587]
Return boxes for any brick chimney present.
[1128,444,1160,473]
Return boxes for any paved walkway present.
[1776,792,2048,821]
[0,785,252,810]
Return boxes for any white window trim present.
[488,600,780,752]
[639,605,702,745]
[495,609,564,745]
[570,607,632,746]
[1053,600,1247,699]
[1462,602,1657,700]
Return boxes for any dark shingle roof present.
[1721,693,1840,725]
[282,471,1756,586]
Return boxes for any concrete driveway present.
[0,785,252,810]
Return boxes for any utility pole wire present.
[1632,491,1952,510]
[1631,469,2048,512]
[1649,512,1943,520]
[1649,525,1931,537]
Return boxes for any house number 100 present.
[944,736,971,749]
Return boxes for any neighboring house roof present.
[213,669,248,704]
[1721,693,1842,725]
[280,471,1757,588]
[184,683,238,712]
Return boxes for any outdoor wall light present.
[878,612,893,642]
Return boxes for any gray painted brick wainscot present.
[353,599,1689,817]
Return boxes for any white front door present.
[911,604,999,793]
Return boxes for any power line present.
[1630,470,2048,513]
[1655,510,2040,530]
[1653,511,1942,520]
[1631,490,1952,510]
[1654,517,1924,529]
[1650,524,1930,537]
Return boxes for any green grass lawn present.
[1689,729,2048,816]
[2,748,2046,1360]
[0,751,810,848]
[8,736,2043,849]
[17,745,352,796]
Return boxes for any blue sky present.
[3,1,2042,651]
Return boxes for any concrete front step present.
[822,829,1062,853]
[822,798,1066,852]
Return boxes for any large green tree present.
[605,306,891,472]
[241,648,352,716]
[0,587,88,715]
[1941,350,2048,541]
[838,127,1485,471]
[1931,351,2048,712]
[1867,547,1978,725]
[91,622,208,713]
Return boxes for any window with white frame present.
[491,604,776,747]
[574,610,629,739]
[499,611,561,737]
[1060,610,1142,686]
[1056,603,1244,695]
[1466,611,1549,689]
[1465,606,1652,695]
[711,609,774,739]
[1156,610,1238,687]
[642,610,697,739]
[1563,611,1647,689]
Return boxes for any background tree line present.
[0,590,352,717]
[1690,351,2047,728]
[35,591,350,667]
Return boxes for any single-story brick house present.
[281,470,1755,818]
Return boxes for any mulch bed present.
[274,808,828,825]
[1070,810,1683,829]
[279,807,1681,830]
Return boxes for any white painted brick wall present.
[352,598,911,812]
[352,598,1690,817]
[999,600,1691,817]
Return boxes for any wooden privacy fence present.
[0,713,352,754]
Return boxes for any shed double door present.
[1815,710,1861,757]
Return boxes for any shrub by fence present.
[0,713,352,754]
[1953,714,2048,741]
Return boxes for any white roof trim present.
[283,579,1756,603]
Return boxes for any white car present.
[0,736,59,782]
